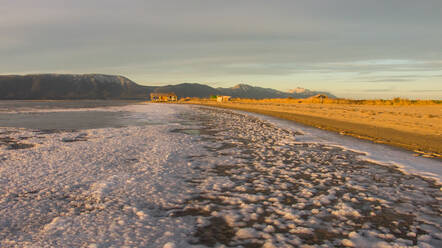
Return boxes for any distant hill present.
[217,84,289,99]
[153,83,335,99]
[153,83,220,98]
[0,74,335,99]
[288,87,311,94]
[0,74,153,99]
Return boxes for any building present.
[310,94,328,99]
[309,94,328,103]
[217,96,231,102]
[150,92,177,102]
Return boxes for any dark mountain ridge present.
[0,74,335,100]
[0,74,152,100]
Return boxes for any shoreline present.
[184,101,442,158]
[2,104,441,246]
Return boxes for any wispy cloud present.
[364,88,396,92]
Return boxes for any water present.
[0,100,137,112]
[0,100,145,130]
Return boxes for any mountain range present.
[0,74,335,100]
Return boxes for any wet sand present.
[184,100,442,157]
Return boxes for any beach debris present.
[61,133,88,142]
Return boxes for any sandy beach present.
[184,100,442,157]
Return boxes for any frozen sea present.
[0,101,440,247]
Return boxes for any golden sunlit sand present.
[183,98,442,157]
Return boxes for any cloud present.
[364,79,413,83]
[351,73,442,83]
[410,89,442,93]
[364,88,396,92]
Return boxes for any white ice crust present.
[1,103,440,247]
[0,104,204,247]
[234,109,442,183]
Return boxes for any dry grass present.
[191,97,440,105]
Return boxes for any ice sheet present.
[231,109,442,183]
[1,104,440,247]
[0,104,202,247]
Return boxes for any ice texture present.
[241,109,442,183]
[169,107,441,247]
[1,104,441,247]
[0,104,202,247]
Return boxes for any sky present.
[1,0,441,99]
